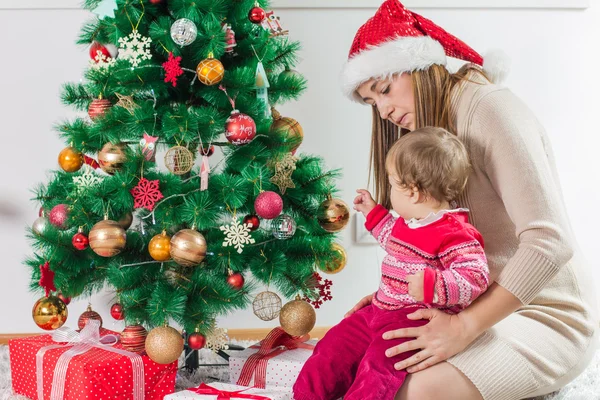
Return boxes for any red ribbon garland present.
[236,327,314,389]
[188,383,271,400]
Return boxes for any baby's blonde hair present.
[385,126,471,203]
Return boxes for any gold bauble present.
[89,219,127,257]
[145,326,184,364]
[58,147,84,173]
[32,296,68,330]
[149,232,171,261]
[317,243,347,274]
[164,146,194,175]
[170,229,207,267]
[279,298,316,337]
[98,142,127,175]
[271,108,303,154]
[317,198,350,233]
[253,291,282,321]
[118,211,133,230]
[196,57,224,86]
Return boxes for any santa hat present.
[341,0,509,102]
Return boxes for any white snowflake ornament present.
[118,29,152,67]
[89,50,116,70]
[220,218,256,254]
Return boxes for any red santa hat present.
[341,0,509,102]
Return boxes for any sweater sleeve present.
[427,229,490,308]
[365,205,396,250]
[473,90,574,305]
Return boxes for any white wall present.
[0,3,598,333]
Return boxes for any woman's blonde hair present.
[385,127,471,203]
[369,64,487,208]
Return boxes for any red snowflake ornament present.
[130,178,164,211]
[162,52,184,87]
[303,272,333,309]
[39,261,56,297]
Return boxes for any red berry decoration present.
[110,303,125,320]
[188,332,206,350]
[72,229,89,251]
[49,204,69,230]
[227,272,245,290]
[57,293,71,305]
[249,6,266,23]
[254,191,283,220]
[243,215,260,231]
[225,111,256,146]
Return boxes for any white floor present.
[1,344,598,399]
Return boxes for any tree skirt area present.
[0,342,598,400]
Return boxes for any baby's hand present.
[353,189,377,216]
[406,271,424,302]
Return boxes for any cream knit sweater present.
[444,72,598,400]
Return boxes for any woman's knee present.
[394,362,483,400]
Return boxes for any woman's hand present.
[383,308,480,373]
[344,293,374,318]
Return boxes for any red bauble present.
[225,111,256,145]
[149,0,164,3]
[57,293,71,305]
[38,207,44,217]
[78,306,103,330]
[88,98,112,120]
[254,191,283,219]
[188,332,206,350]
[249,6,266,23]
[243,215,260,231]
[72,232,89,250]
[110,303,125,320]
[227,272,245,290]
[89,42,118,61]
[121,325,148,354]
[49,204,69,230]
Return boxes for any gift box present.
[9,321,177,400]
[164,382,292,400]
[229,327,316,389]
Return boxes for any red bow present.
[188,383,271,400]
[236,327,314,389]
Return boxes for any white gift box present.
[163,382,292,400]
[229,339,317,389]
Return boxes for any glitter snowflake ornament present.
[130,178,164,211]
[205,327,229,352]
[118,29,152,67]
[162,52,184,87]
[220,218,256,254]
[73,167,104,191]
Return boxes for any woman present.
[340,1,598,399]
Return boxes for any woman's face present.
[356,73,416,131]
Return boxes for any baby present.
[293,127,490,400]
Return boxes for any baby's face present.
[388,172,418,219]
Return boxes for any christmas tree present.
[27,0,349,362]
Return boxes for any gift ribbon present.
[236,327,314,389]
[35,320,145,400]
[189,383,271,400]
[200,155,210,191]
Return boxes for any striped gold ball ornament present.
[89,218,127,257]
[170,228,207,267]
[121,324,148,354]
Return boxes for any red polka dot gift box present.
[229,328,317,390]
[164,382,292,400]
[9,322,177,400]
